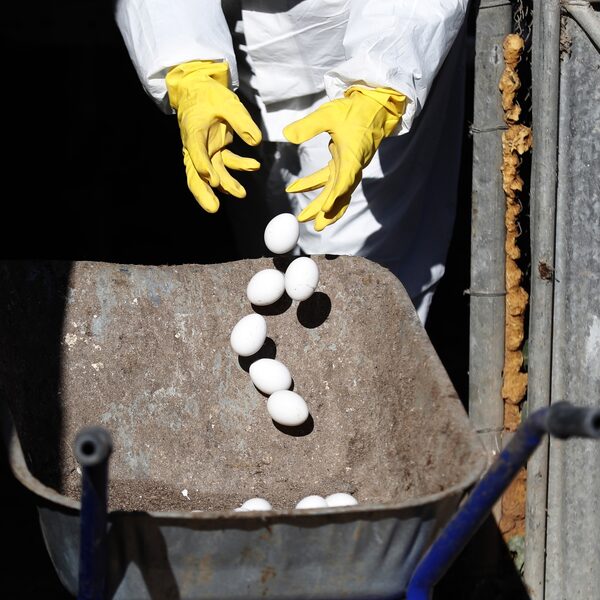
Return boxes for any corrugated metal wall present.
[545,9,600,599]
[520,2,600,598]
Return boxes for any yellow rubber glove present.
[165,61,262,213]
[283,86,406,231]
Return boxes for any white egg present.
[285,257,319,301]
[235,497,273,512]
[246,269,285,306]
[267,390,309,426]
[249,358,292,395]
[230,314,267,357]
[295,495,328,509]
[325,493,358,507]
[264,213,300,254]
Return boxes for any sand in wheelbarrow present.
[0,258,481,513]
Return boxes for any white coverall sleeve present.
[115,0,238,113]
[324,0,468,134]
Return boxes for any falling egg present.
[230,314,267,356]
[247,269,286,306]
[249,358,292,395]
[264,213,300,254]
[284,257,319,301]
[267,390,309,426]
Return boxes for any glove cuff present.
[165,61,230,110]
[344,85,407,136]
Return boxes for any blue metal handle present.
[406,402,600,600]
[75,426,112,600]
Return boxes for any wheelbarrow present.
[0,258,494,598]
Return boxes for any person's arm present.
[324,0,468,134]
[115,1,260,213]
[115,0,238,113]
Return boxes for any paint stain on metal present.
[538,261,555,281]
[261,566,276,585]
[198,555,213,583]
[179,553,214,589]
[353,522,364,542]
[259,526,272,541]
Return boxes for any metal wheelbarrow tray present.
[0,258,486,599]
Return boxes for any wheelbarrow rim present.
[2,400,487,521]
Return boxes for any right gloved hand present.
[165,61,262,213]
[283,86,406,231]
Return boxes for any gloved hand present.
[165,61,262,213]
[283,87,406,231]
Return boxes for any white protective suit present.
[116,0,469,322]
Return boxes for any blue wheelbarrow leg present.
[407,401,600,600]
[74,427,113,600]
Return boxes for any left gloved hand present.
[283,86,406,231]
